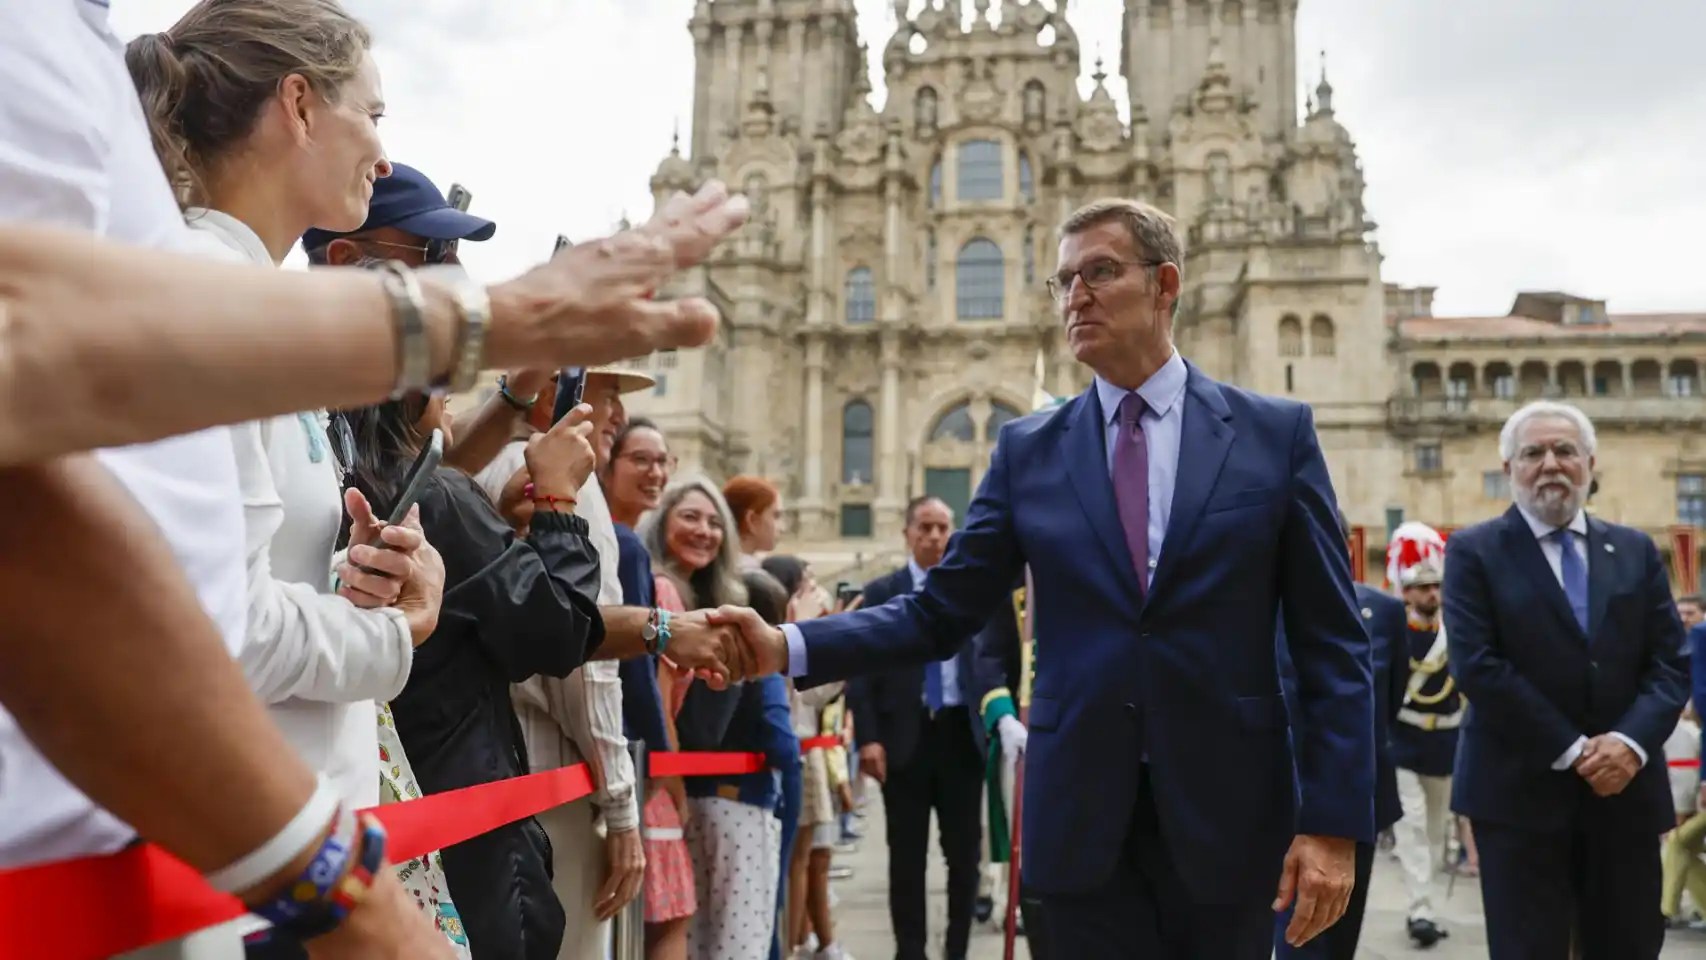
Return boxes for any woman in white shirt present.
[124,4,468,954]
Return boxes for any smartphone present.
[446,183,472,213]
[553,367,587,423]
[384,428,444,528]
[836,582,858,604]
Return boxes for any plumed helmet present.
[1386,521,1446,588]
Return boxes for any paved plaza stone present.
[826,793,1706,959]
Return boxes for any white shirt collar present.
[1516,503,1588,540]
[907,558,928,591]
[183,207,274,266]
[1095,350,1189,425]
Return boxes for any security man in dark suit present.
[846,496,986,960]
[1274,511,1411,958]
[1446,402,1687,959]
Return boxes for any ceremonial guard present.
[1387,523,1462,948]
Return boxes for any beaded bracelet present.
[245,810,388,944]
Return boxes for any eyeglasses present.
[620,452,677,473]
[360,237,460,265]
[1045,257,1168,301]
[1514,442,1582,464]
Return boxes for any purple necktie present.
[1113,392,1150,593]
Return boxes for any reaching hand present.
[336,500,444,646]
[304,869,456,960]
[708,605,789,680]
[524,403,595,498]
[662,610,740,689]
[1273,833,1355,947]
[593,826,645,921]
[487,181,748,367]
[1575,734,1641,797]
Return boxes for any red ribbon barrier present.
[1670,758,1700,768]
[0,750,763,960]
[799,734,840,752]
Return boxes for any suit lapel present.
[1062,390,1146,599]
[1147,369,1234,599]
[1500,506,1585,642]
[1585,517,1616,643]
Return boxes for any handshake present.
[658,605,795,687]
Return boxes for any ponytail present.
[124,33,198,205]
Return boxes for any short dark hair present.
[904,495,949,528]
[1680,594,1704,608]
[610,417,662,461]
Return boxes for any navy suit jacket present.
[798,365,1374,902]
[1357,584,1410,831]
[845,566,986,768]
[1445,506,1687,834]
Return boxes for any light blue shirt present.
[910,559,963,707]
[1093,350,1189,591]
[784,352,1190,677]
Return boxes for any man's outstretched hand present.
[1273,833,1355,947]
[708,605,790,679]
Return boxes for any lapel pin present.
[1360,607,1373,619]
[1604,543,1615,554]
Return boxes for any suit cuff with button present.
[1552,735,1588,771]
[782,623,808,677]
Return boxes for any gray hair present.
[639,474,748,610]
[1498,401,1598,462]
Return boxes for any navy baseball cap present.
[301,162,496,251]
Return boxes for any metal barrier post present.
[611,739,648,960]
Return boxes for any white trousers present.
[1394,768,1453,921]
[684,796,780,960]
[536,796,612,960]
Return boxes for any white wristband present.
[204,773,339,894]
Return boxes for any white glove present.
[997,715,1028,762]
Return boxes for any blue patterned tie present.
[1552,529,1589,635]
[925,662,945,712]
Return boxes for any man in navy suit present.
[845,496,988,960]
[1275,512,1410,960]
[715,198,1373,958]
[1445,401,1687,959]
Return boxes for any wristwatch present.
[642,607,672,657]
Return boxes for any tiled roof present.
[1396,313,1706,340]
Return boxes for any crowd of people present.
[3,3,1699,960]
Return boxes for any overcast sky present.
[109,0,1704,317]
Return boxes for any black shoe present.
[974,895,994,923]
[1406,917,1447,948]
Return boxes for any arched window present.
[956,238,1004,320]
[1309,315,1335,356]
[1671,359,1700,397]
[930,403,976,443]
[1022,225,1035,284]
[925,230,937,289]
[1278,315,1303,357]
[842,400,874,484]
[929,160,942,208]
[1019,153,1034,203]
[844,268,875,324]
[987,401,1023,438]
[915,86,938,137]
[957,140,1003,201]
[1411,362,1442,397]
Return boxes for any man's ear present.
[325,238,363,266]
[1155,261,1183,311]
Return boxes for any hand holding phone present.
[524,405,596,503]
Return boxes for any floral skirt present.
[642,789,697,923]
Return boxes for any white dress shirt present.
[475,445,637,832]
[179,209,413,810]
[0,0,249,867]
[782,352,1190,676]
[1515,505,1649,771]
[910,559,963,707]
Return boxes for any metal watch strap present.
[379,261,431,397]
[448,275,490,394]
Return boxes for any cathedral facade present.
[609,0,1706,587]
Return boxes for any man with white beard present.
[1443,401,1687,959]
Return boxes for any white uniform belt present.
[1397,706,1463,731]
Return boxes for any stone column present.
[690,19,712,157]
[798,334,829,538]
[722,23,744,153]
[788,19,807,129]
[1622,362,1634,397]
[876,330,904,529]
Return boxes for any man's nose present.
[374,156,394,179]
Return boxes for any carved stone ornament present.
[960,74,1002,123]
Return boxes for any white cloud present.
[108,0,1703,316]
